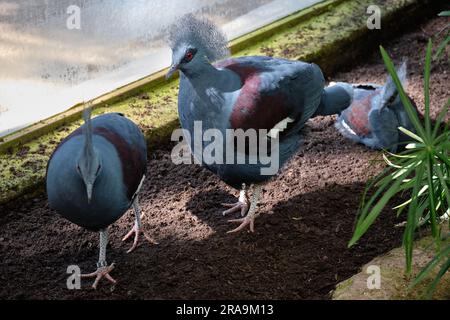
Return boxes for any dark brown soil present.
[0,16,448,300]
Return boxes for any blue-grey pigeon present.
[335,61,417,152]
[46,107,153,288]
[166,14,353,233]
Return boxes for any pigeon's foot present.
[222,183,249,217]
[122,224,158,253]
[82,229,116,289]
[123,195,158,253]
[221,201,249,217]
[228,211,256,233]
[226,184,263,234]
[81,263,116,289]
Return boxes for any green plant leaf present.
[393,184,429,210]
[410,244,450,298]
[398,127,424,143]
[435,165,450,213]
[435,152,450,168]
[433,32,450,61]
[426,257,450,298]
[426,156,440,246]
[349,165,414,247]
[432,98,450,139]
[380,46,426,139]
[424,40,432,136]
[403,165,425,273]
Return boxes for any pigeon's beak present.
[166,63,179,80]
[86,183,93,204]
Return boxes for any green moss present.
[237,0,421,72]
[0,0,432,205]
[334,277,354,293]
[0,82,181,204]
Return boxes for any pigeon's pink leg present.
[221,183,249,217]
[123,195,158,253]
[81,264,116,289]
[228,184,262,233]
[81,229,117,289]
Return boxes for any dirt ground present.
[0,17,448,300]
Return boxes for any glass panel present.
[0,0,323,136]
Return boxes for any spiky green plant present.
[348,39,450,297]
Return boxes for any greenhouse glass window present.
[0,0,323,137]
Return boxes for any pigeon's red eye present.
[185,51,194,61]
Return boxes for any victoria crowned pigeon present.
[335,61,417,152]
[166,15,353,233]
[46,108,153,288]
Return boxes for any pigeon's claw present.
[81,263,116,289]
[122,224,158,254]
[222,183,250,217]
[225,184,262,234]
[221,201,249,217]
[227,214,255,233]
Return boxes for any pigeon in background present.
[46,107,153,288]
[166,14,353,233]
[335,61,417,152]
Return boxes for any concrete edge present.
[331,225,450,300]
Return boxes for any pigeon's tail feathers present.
[313,82,354,117]
[382,59,408,105]
[396,59,408,86]
[167,14,230,62]
[369,107,400,153]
